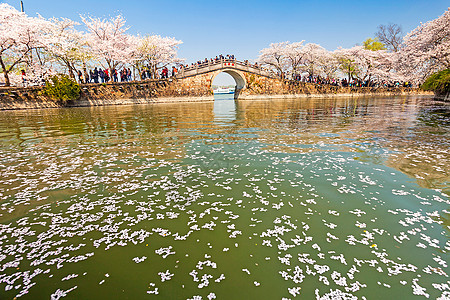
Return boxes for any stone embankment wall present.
[0,75,433,110]
[0,79,213,110]
[240,73,433,99]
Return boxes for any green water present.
[0,96,448,299]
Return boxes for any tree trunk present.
[135,66,142,80]
[107,61,113,81]
[0,56,11,87]
[83,61,88,83]
[68,66,75,79]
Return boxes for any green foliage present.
[43,75,80,102]
[421,69,450,94]
[363,38,386,51]
[338,57,359,80]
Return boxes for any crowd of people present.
[339,78,412,88]
[140,66,180,80]
[290,74,412,88]
[75,65,182,83]
[77,67,133,84]
[183,54,236,69]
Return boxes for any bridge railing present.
[177,58,277,79]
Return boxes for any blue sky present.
[3,0,449,85]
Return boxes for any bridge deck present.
[176,59,276,79]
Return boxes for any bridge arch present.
[177,59,273,100]
[210,69,246,99]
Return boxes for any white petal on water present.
[158,270,174,282]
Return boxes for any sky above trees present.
[4,0,448,63]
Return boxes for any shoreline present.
[0,93,437,111]
[0,80,436,111]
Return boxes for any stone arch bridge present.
[176,59,276,99]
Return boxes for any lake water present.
[0,95,448,299]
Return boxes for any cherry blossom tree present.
[42,18,91,80]
[298,43,328,77]
[335,45,398,83]
[371,52,405,83]
[258,42,341,80]
[81,14,132,73]
[257,39,404,84]
[0,3,51,86]
[257,42,290,77]
[318,51,339,79]
[130,34,183,79]
[284,41,305,76]
[399,8,450,83]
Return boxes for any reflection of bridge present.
[177,59,276,99]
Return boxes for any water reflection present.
[0,96,448,195]
[233,97,449,192]
[213,99,237,124]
